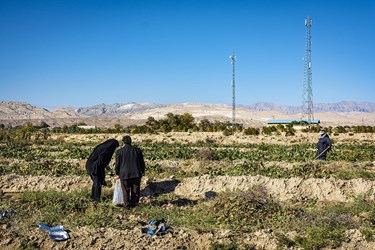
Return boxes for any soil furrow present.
[2,174,375,202]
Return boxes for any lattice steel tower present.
[302,17,314,124]
[230,53,236,128]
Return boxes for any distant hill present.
[72,101,375,116]
[1,101,375,127]
[2,101,375,119]
[49,101,375,117]
[0,101,85,120]
[75,102,166,116]
[243,101,375,114]
[313,101,375,113]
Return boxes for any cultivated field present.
[1,130,375,249]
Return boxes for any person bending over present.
[86,139,119,201]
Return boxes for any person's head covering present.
[122,135,132,144]
[86,139,119,173]
[96,139,119,158]
[319,130,326,138]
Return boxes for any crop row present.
[2,156,374,180]
[1,143,374,162]
[0,159,84,176]
[0,144,91,161]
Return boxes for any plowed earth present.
[1,132,375,249]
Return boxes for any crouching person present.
[115,136,145,209]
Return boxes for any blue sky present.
[0,0,374,109]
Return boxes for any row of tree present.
[46,113,241,134]
[1,113,375,142]
[0,122,49,143]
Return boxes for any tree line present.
[1,113,375,144]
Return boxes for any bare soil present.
[2,174,375,203]
[1,222,374,250]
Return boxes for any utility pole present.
[302,17,314,125]
[230,53,236,129]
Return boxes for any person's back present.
[116,144,145,179]
[115,135,145,209]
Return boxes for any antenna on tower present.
[230,53,236,129]
[302,16,314,125]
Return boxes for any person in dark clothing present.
[86,139,119,201]
[315,130,331,160]
[115,135,145,208]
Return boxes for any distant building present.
[266,119,320,130]
[78,125,96,130]
[266,119,320,125]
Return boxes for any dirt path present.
[2,174,375,203]
[1,225,373,250]
[174,175,375,202]
[0,225,213,250]
[0,174,92,193]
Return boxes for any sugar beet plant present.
[1,141,374,166]
[140,143,374,162]
[1,137,374,178]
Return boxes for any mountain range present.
[68,101,375,116]
[1,101,375,127]
[75,102,166,116]
[242,101,375,114]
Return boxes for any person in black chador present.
[115,135,145,209]
[314,130,331,160]
[86,139,119,201]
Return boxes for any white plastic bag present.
[112,179,124,205]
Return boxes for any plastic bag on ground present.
[0,210,16,220]
[145,219,168,237]
[38,223,70,241]
[112,179,124,205]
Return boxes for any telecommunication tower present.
[302,16,314,124]
[230,53,236,128]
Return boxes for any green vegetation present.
[0,159,84,176]
[2,115,375,137]
[2,187,375,249]
[1,136,374,178]
[1,140,374,178]
[1,117,375,248]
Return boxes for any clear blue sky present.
[1,0,374,109]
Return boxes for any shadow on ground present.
[149,197,198,207]
[141,179,180,196]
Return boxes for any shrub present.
[276,124,286,132]
[285,130,295,136]
[211,186,280,230]
[196,148,217,161]
[262,126,277,135]
[334,126,347,134]
[223,129,233,136]
[243,127,260,135]
[295,225,345,249]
